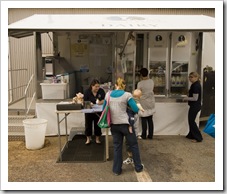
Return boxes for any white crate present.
[40,83,68,99]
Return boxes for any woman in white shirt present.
[137,68,156,139]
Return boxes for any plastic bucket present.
[23,118,48,150]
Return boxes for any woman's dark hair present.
[140,68,149,77]
[90,79,100,88]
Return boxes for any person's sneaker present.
[135,164,144,173]
[123,157,134,165]
[137,135,142,140]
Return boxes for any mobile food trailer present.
[8,14,215,136]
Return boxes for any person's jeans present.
[188,105,203,141]
[85,113,102,136]
[111,124,143,174]
[126,109,135,152]
[141,115,154,139]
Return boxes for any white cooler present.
[40,83,68,99]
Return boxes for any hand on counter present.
[176,98,187,102]
[96,99,104,105]
[182,97,188,102]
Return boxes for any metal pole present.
[57,113,62,161]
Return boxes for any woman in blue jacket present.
[103,78,144,175]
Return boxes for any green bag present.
[97,92,111,128]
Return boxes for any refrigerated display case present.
[169,32,191,97]
[148,31,194,98]
[119,32,137,92]
[148,32,169,96]
[170,61,188,97]
[123,59,142,92]
[120,33,150,92]
[149,61,166,96]
[123,60,133,92]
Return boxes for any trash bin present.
[23,118,48,150]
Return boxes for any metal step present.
[8,124,25,141]
[8,115,35,118]
[8,131,25,141]
[8,114,36,141]
[8,110,36,116]
[8,131,25,136]
[8,124,24,132]
[8,115,35,123]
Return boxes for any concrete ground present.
[7,124,215,188]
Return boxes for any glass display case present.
[147,31,193,98]
[170,61,188,96]
[148,61,189,97]
[123,60,141,92]
[149,61,166,96]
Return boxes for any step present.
[8,131,25,141]
[8,115,36,119]
[8,131,25,136]
[8,110,36,141]
[8,110,36,116]
[8,115,35,118]
[8,116,38,141]
[8,115,36,124]
[8,124,24,132]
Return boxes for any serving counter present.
[36,98,200,136]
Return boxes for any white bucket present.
[23,118,48,150]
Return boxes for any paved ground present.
[7,123,215,190]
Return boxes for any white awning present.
[8,14,215,38]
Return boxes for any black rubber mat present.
[58,135,105,163]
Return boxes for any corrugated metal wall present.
[8,35,35,101]
[8,8,214,100]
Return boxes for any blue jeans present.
[126,108,135,153]
[110,124,143,174]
